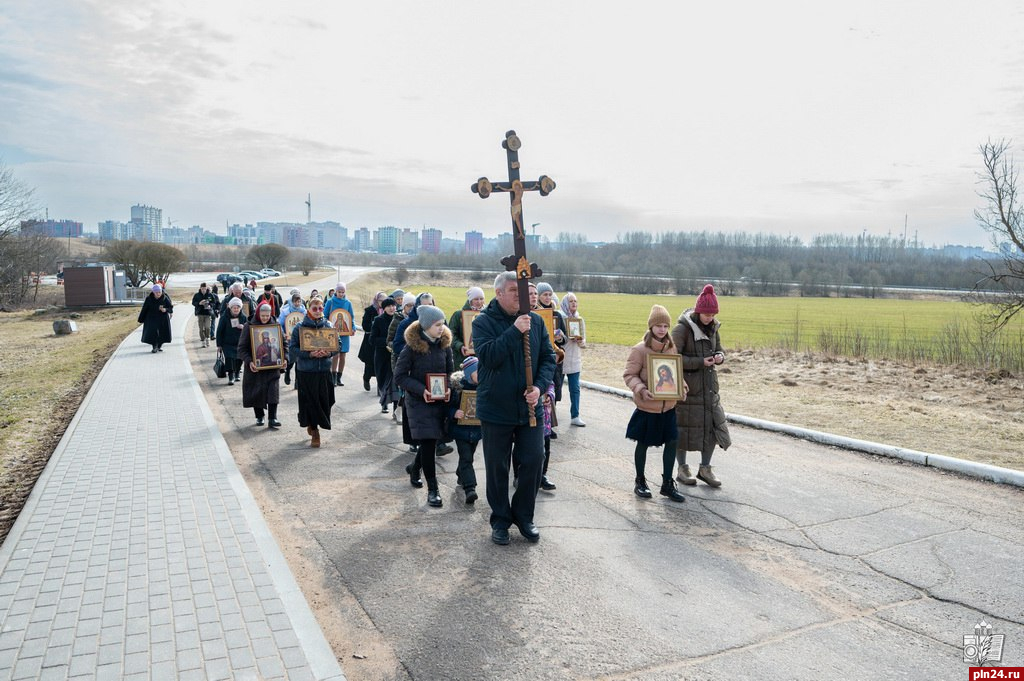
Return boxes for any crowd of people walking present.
[174,273,730,545]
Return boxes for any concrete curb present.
[579,380,1024,488]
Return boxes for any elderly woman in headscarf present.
[238,303,285,428]
[216,297,246,384]
[357,290,387,391]
[139,283,173,353]
[289,296,337,448]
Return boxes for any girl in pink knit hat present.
[670,285,731,487]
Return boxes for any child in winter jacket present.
[447,356,482,504]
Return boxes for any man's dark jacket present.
[473,297,556,425]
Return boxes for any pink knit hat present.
[694,284,719,314]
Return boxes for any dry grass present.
[0,303,140,540]
[582,343,1024,470]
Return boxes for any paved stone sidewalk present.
[0,309,345,680]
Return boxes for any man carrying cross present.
[473,271,557,545]
[470,130,558,545]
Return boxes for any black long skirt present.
[296,370,335,429]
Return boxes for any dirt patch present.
[0,304,141,542]
[582,343,1024,470]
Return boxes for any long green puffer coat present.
[671,308,731,453]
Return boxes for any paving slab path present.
[0,303,346,681]
[196,312,1024,681]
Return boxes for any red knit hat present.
[694,284,719,314]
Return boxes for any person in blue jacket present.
[473,271,557,546]
[323,282,355,387]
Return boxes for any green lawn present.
[416,285,1024,368]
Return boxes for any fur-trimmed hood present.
[403,320,452,353]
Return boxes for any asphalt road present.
[194,319,1024,681]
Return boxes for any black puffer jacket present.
[394,322,454,440]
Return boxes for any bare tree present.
[292,249,319,276]
[247,243,290,270]
[0,160,37,244]
[135,243,185,286]
[104,241,143,286]
[974,139,1024,327]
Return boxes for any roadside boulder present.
[53,320,78,335]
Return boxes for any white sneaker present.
[570,417,586,427]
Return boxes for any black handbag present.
[214,350,227,378]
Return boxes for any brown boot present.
[310,428,320,448]
[697,465,721,487]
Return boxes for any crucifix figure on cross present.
[471,130,556,426]
[471,130,556,316]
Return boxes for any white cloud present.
[2,0,1023,245]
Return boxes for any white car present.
[259,268,281,277]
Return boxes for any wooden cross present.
[471,130,556,426]
[471,130,556,316]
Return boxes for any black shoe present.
[363,378,371,391]
[228,376,234,385]
[659,480,686,503]
[256,417,265,426]
[634,477,652,499]
[284,374,290,385]
[549,431,558,440]
[405,463,423,488]
[381,405,388,413]
[157,345,163,352]
[268,419,281,429]
[491,527,510,545]
[427,488,443,508]
[409,444,419,454]
[540,476,557,491]
[516,522,540,543]
[436,443,453,456]
[151,347,158,353]
[464,487,478,504]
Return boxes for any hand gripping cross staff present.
[471,130,556,427]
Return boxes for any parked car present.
[238,271,265,280]
[216,273,242,287]
[259,268,281,277]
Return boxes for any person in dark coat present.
[289,296,337,448]
[216,297,245,384]
[473,272,557,545]
[238,303,284,428]
[370,297,398,415]
[394,305,454,508]
[672,284,731,488]
[357,291,386,391]
[191,283,217,348]
[209,284,220,341]
[139,284,173,353]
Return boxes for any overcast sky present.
[3,1,1023,247]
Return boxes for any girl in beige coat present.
[622,305,687,502]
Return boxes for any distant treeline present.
[410,231,1001,298]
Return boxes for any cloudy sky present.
[2,1,1023,246]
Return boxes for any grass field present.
[392,284,1024,371]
